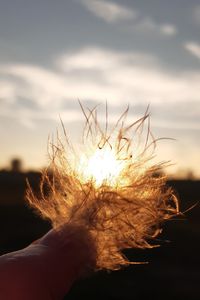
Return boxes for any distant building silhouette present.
[10,158,23,173]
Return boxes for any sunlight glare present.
[80,147,125,186]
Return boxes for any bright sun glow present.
[79,147,126,186]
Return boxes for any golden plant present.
[27,104,179,271]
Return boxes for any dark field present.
[0,171,199,300]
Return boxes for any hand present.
[0,224,96,300]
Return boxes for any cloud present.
[80,0,137,23]
[132,17,177,36]
[159,24,177,36]
[0,65,84,126]
[58,47,200,105]
[0,47,200,131]
[184,41,200,60]
[79,1,177,37]
[57,47,157,71]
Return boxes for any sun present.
[79,147,126,187]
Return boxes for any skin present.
[0,224,95,300]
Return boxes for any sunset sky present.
[0,0,200,177]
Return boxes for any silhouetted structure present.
[10,158,23,173]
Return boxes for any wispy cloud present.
[79,0,177,37]
[58,47,200,104]
[57,47,157,71]
[132,17,177,36]
[80,0,137,23]
[0,47,200,130]
[159,24,177,36]
[184,41,200,60]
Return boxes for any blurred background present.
[0,0,200,299]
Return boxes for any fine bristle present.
[26,105,179,271]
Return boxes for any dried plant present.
[27,104,179,271]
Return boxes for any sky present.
[0,0,200,177]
